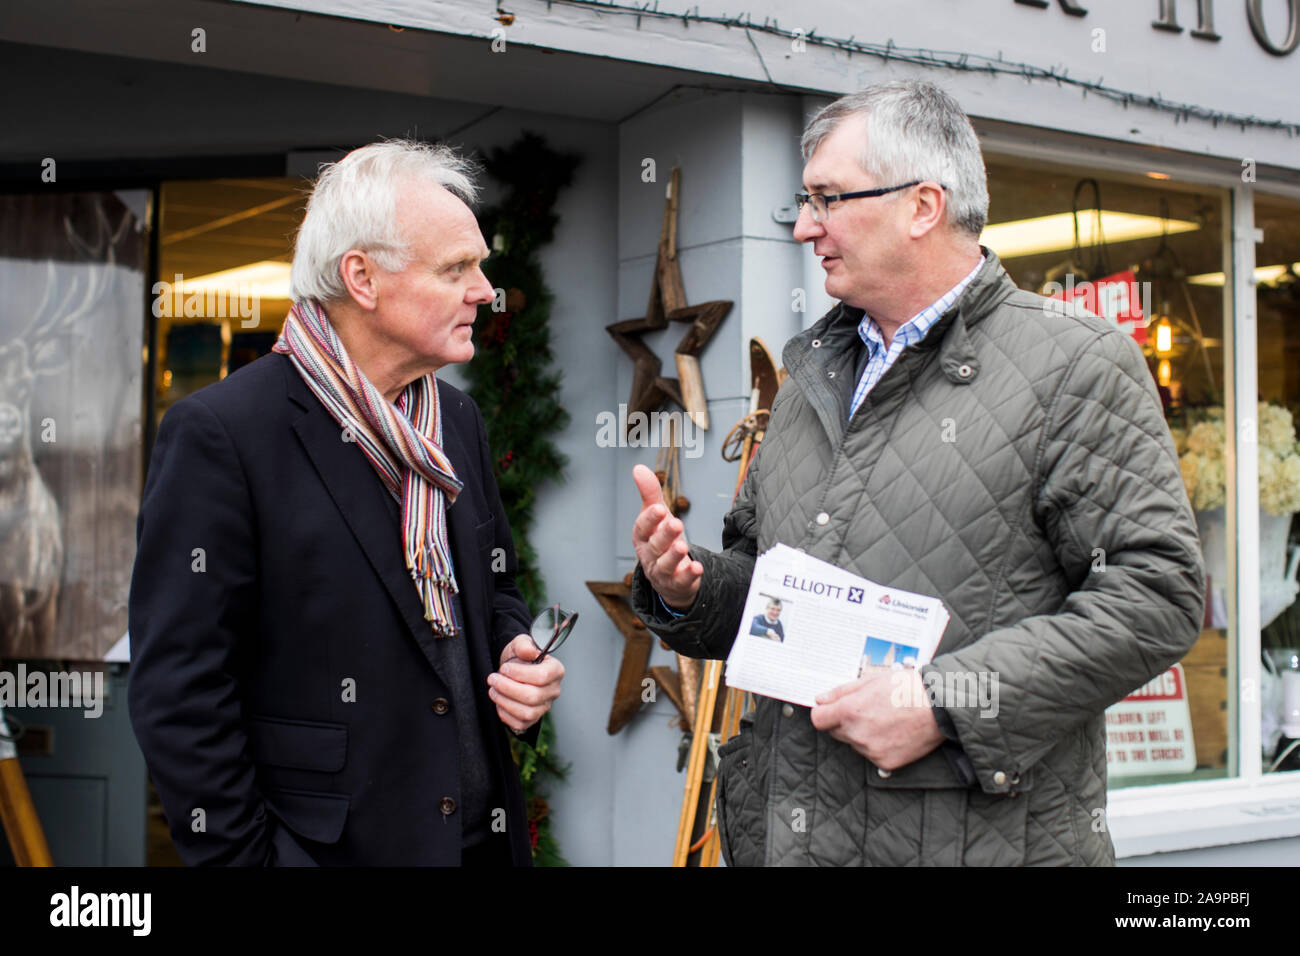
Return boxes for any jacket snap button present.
[815,512,829,526]
[957,364,973,378]
[993,771,1007,786]
[440,797,457,815]
[877,768,892,778]
[432,698,450,715]
[781,703,794,718]
[811,339,822,348]
[827,370,836,379]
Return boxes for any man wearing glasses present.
[631,81,1204,866]
[129,141,565,867]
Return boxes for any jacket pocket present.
[864,748,1033,791]
[264,787,350,845]
[714,735,744,867]
[961,788,1028,865]
[247,715,347,773]
[715,731,761,867]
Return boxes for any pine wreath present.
[466,131,580,866]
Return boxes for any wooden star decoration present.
[587,577,694,734]
[607,166,731,434]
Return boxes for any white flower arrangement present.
[1174,403,1300,516]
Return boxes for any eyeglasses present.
[794,181,946,223]
[528,603,578,663]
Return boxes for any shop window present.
[0,191,148,662]
[153,178,304,426]
[1255,194,1300,775]
[983,158,1232,787]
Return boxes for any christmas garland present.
[466,131,580,866]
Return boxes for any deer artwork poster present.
[0,192,145,662]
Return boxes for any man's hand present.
[810,667,945,771]
[488,635,565,734]
[631,464,703,611]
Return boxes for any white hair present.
[800,81,989,237]
[290,139,480,303]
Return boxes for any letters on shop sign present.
[1016,0,1299,58]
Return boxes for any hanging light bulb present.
[1157,359,1172,387]
[1155,314,1173,355]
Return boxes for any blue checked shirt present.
[848,256,985,419]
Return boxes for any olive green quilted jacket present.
[632,250,1205,866]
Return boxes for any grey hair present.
[290,139,481,303]
[800,81,988,237]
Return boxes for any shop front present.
[0,0,1297,866]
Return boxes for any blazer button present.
[432,698,450,715]
[440,797,457,816]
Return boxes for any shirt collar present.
[858,254,986,355]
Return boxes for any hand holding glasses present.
[528,603,577,663]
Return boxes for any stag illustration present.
[0,206,126,656]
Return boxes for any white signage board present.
[1105,663,1197,778]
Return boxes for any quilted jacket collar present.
[784,247,1018,443]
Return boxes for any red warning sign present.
[1054,270,1148,346]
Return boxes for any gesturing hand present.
[631,464,703,612]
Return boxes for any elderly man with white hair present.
[129,141,564,867]
[631,81,1204,866]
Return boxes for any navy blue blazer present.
[128,352,536,866]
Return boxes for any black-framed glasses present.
[794,181,946,223]
[528,603,577,663]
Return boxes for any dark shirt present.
[446,583,501,848]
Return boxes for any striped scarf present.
[273,299,463,636]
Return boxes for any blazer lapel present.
[437,393,492,669]
[441,417,479,606]
[284,360,452,680]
